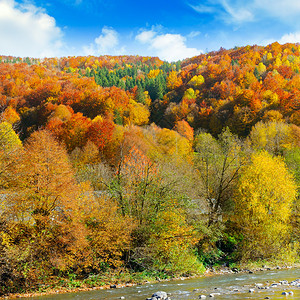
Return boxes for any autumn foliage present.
[0,44,299,295]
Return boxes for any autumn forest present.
[0,42,299,295]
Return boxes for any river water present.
[23,268,300,300]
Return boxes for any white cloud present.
[95,28,118,51]
[83,27,125,55]
[136,29,202,61]
[220,0,253,23]
[0,0,63,57]
[278,32,300,44]
[190,0,300,24]
[190,4,215,14]
[189,0,253,24]
[255,31,300,48]
[136,30,156,44]
[188,31,201,38]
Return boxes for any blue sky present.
[1,0,300,61]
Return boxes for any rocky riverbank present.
[145,267,300,300]
[144,278,300,300]
[1,264,299,299]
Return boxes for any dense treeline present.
[0,43,299,295]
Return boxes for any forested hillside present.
[0,42,299,296]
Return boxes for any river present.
[21,268,300,299]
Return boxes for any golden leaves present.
[234,151,297,259]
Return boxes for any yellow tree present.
[49,104,72,122]
[155,127,192,158]
[0,122,23,292]
[0,121,22,152]
[124,99,150,126]
[166,70,183,90]
[249,121,296,155]
[4,130,86,261]
[147,208,203,275]
[233,151,297,260]
[188,74,205,88]
[147,69,160,79]
[0,121,22,189]
[78,191,135,270]
[12,130,79,224]
[256,62,266,75]
[0,130,90,283]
